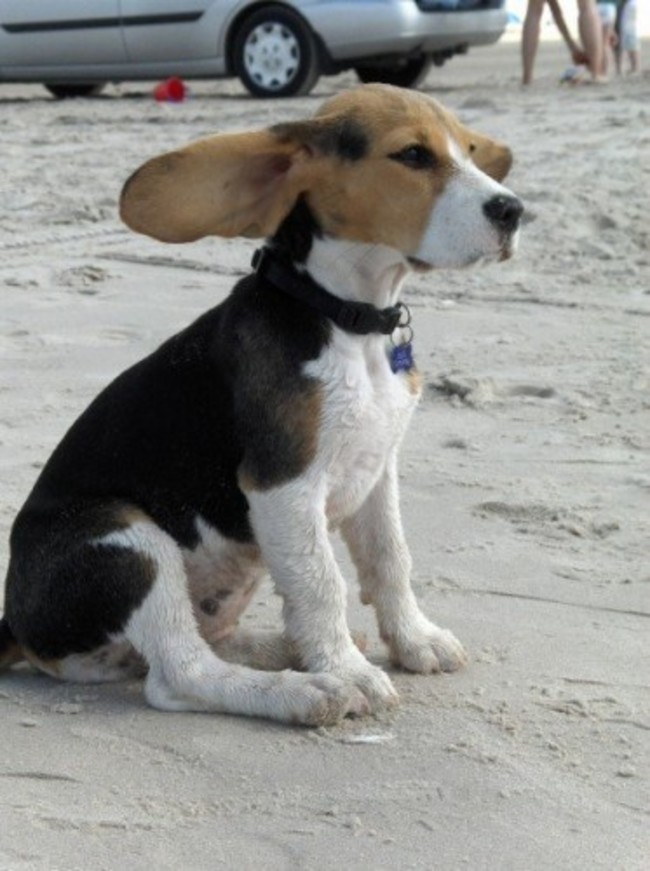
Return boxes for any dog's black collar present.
[252,247,405,336]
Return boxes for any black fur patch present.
[315,118,368,161]
[3,270,331,660]
[271,117,368,162]
[271,196,322,264]
[5,507,156,659]
[219,274,330,490]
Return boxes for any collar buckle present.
[251,247,268,272]
[379,306,403,335]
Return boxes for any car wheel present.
[355,56,432,89]
[45,83,105,99]
[233,5,320,98]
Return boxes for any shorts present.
[619,0,639,52]
[597,3,616,27]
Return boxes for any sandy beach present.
[1,36,649,870]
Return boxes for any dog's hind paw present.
[388,622,468,674]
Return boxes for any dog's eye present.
[389,145,435,170]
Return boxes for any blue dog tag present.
[390,342,414,373]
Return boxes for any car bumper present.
[303,1,508,61]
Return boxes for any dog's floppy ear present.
[447,111,512,182]
[120,129,317,243]
[470,133,512,182]
[463,127,513,182]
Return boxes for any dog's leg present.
[341,455,467,673]
[118,519,367,724]
[213,630,301,671]
[248,485,399,712]
[214,627,368,671]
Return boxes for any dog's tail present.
[0,617,24,670]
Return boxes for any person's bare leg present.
[628,48,640,73]
[600,23,614,75]
[522,0,546,85]
[615,38,623,74]
[577,0,605,79]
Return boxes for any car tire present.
[232,5,320,98]
[355,56,433,89]
[45,83,105,99]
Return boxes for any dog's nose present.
[483,195,524,234]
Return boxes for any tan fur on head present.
[312,83,512,183]
[120,84,514,248]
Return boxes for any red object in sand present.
[153,77,187,102]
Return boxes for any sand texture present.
[1,39,648,870]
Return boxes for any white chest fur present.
[306,328,420,525]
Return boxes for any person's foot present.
[560,64,588,83]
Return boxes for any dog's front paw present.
[328,649,399,713]
[282,672,370,727]
[387,620,467,674]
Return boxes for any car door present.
[0,0,125,67]
[121,0,218,63]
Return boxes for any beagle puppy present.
[0,85,522,725]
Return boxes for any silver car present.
[0,1,508,98]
